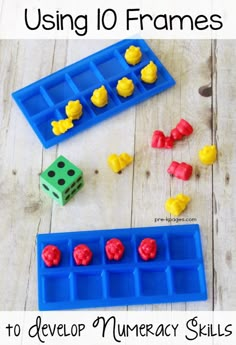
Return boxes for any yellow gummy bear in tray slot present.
[51,118,74,136]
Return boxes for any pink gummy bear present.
[73,244,93,266]
[167,161,193,181]
[170,119,193,140]
[152,130,174,149]
[138,238,157,261]
[105,238,125,261]
[42,245,61,267]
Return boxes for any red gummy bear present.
[105,238,125,261]
[151,130,174,149]
[73,244,93,266]
[170,119,193,140]
[42,245,61,267]
[167,161,193,181]
[138,238,157,261]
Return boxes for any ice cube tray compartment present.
[138,266,170,297]
[12,39,175,148]
[37,224,207,310]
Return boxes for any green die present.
[40,155,84,205]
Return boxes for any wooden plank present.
[0,40,57,309]
[49,40,135,311]
[130,40,213,311]
[212,40,236,310]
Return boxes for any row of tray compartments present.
[39,232,202,268]
[16,60,168,118]
[40,263,206,303]
[17,44,158,102]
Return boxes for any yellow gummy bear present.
[165,194,191,216]
[199,145,217,165]
[124,45,142,65]
[91,85,108,108]
[51,118,74,136]
[65,100,83,120]
[141,61,158,84]
[108,153,133,173]
[116,77,135,98]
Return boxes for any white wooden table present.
[0,40,235,311]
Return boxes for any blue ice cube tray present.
[37,224,207,310]
[12,39,175,148]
